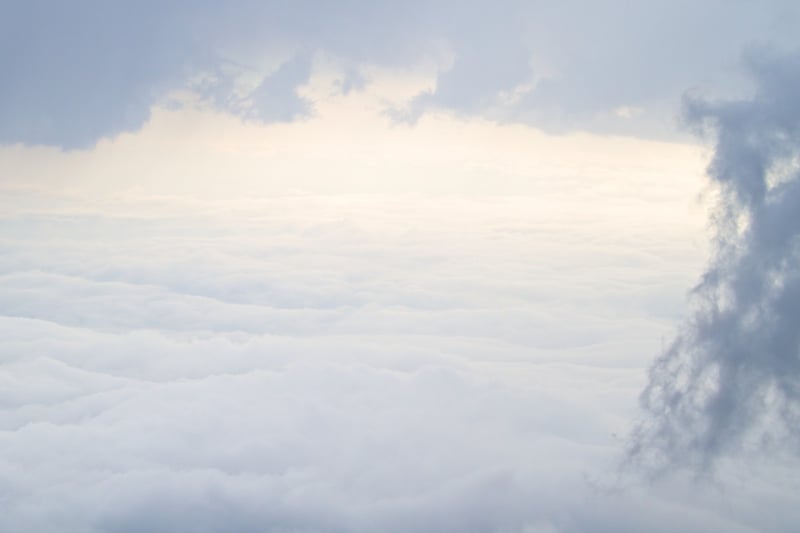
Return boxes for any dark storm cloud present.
[630,47,800,471]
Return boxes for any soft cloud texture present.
[4,3,800,530]
[631,47,800,472]
[3,1,800,148]
[1,109,798,528]
[0,188,786,532]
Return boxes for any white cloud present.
[0,87,796,530]
[0,183,794,530]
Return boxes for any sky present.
[2,1,800,531]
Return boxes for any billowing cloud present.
[3,4,800,527]
[630,47,800,472]
[1,111,798,528]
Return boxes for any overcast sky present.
[2,2,800,532]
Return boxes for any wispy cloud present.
[631,47,800,472]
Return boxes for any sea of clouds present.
[2,172,798,531]
[4,2,800,529]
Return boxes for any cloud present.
[247,54,314,122]
[0,178,798,530]
[0,1,198,149]
[630,47,800,472]
[2,52,799,528]
[3,1,800,148]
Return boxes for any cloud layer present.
[1,173,797,530]
[4,5,800,528]
[3,1,800,148]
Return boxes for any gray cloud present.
[247,53,314,122]
[3,1,800,148]
[630,47,800,472]
[0,1,197,148]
